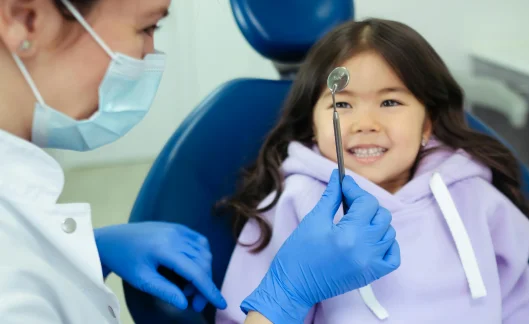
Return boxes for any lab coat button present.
[108,305,116,318]
[61,218,77,233]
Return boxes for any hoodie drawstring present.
[359,285,388,320]
[357,172,486,321]
[430,172,487,299]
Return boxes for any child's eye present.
[335,102,352,109]
[381,100,401,107]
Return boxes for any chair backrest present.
[123,80,292,324]
[123,1,528,323]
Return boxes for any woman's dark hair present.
[53,0,97,18]
[218,18,529,253]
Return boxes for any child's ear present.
[422,117,433,141]
[312,124,318,142]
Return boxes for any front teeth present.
[351,147,386,157]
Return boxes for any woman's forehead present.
[92,0,171,20]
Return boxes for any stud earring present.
[421,138,427,147]
[19,40,32,52]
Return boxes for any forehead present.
[92,0,171,20]
[340,51,405,90]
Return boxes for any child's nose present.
[349,113,381,134]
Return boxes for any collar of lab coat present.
[0,129,64,205]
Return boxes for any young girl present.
[216,18,529,323]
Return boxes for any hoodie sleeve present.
[487,187,529,323]
[215,175,325,324]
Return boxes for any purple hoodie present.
[216,140,529,323]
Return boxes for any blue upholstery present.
[232,0,354,63]
[124,0,529,323]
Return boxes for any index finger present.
[161,252,227,310]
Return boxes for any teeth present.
[350,147,386,157]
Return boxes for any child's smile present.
[347,144,388,164]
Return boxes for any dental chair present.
[123,1,529,323]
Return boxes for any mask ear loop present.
[60,0,117,60]
[11,0,118,107]
[11,53,46,107]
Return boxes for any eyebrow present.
[145,7,170,20]
[322,86,410,98]
[378,87,409,94]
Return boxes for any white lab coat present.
[0,129,121,323]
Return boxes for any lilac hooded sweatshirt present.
[216,140,529,323]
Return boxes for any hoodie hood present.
[281,139,491,320]
[282,138,492,213]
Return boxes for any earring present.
[421,138,427,147]
[19,40,32,52]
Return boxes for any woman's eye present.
[335,102,352,109]
[143,25,160,36]
[381,100,401,107]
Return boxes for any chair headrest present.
[231,0,354,64]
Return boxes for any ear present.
[0,0,34,55]
[422,115,433,142]
[0,0,62,57]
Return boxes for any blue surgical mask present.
[11,0,166,151]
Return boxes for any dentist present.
[0,0,400,323]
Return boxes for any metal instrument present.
[327,66,350,213]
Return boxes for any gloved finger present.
[370,207,392,226]
[183,283,195,297]
[338,177,379,227]
[383,240,401,270]
[181,245,213,276]
[304,169,342,226]
[359,208,392,242]
[160,252,227,309]
[373,225,396,254]
[192,293,209,312]
[379,225,396,244]
[137,271,188,310]
[173,225,210,249]
[185,241,213,263]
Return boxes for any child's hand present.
[240,169,400,323]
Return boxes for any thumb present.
[339,175,379,227]
[304,169,342,225]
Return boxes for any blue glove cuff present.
[240,272,310,323]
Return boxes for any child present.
[216,18,529,323]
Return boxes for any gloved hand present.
[94,222,227,312]
[241,170,400,323]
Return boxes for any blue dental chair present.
[123,1,529,323]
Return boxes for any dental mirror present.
[327,66,350,95]
[327,67,350,213]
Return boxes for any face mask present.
[11,0,166,151]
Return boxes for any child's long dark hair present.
[218,18,529,253]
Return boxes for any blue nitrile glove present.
[94,222,227,312]
[241,169,400,323]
